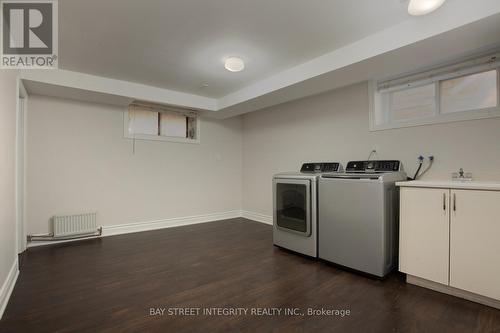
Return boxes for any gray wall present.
[0,71,18,301]
[23,82,500,230]
[26,95,242,234]
[242,82,500,216]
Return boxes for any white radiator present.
[53,212,98,237]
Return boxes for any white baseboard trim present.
[27,210,273,248]
[241,210,273,225]
[0,258,19,320]
[27,210,242,248]
[102,210,242,237]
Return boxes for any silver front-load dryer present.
[273,162,342,258]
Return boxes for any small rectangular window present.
[124,103,199,143]
[371,52,500,131]
[440,70,498,114]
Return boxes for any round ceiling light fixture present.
[224,57,245,72]
[408,0,446,16]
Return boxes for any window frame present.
[123,104,201,144]
[370,59,500,131]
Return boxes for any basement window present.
[370,53,500,131]
[124,103,199,143]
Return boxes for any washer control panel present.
[301,162,341,173]
[346,160,400,173]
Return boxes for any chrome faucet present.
[452,168,472,181]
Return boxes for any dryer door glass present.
[276,182,309,234]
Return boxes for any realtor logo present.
[1,0,58,68]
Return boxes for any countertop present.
[396,180,500,191]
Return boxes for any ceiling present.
[59,0,411,98]
[23,0,500,118]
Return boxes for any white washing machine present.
[273,162,343,257]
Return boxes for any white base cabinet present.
[449,190,500,301]
[399,187,449,285]
[398,182,500,307]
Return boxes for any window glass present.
[160,113,186,138]
[187,117,197,139]
[390,83,436,122]
[440,70,498,114]
[125,104,199,142]
[128,109,158,135]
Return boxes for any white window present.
[371,53,500,131]
[124,103,200,143]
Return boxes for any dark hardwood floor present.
[1,218,499,333]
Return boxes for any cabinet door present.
[450,190,500,300]
[399,187,450,284]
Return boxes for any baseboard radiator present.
[28,212,102,242]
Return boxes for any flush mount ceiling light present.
[224,57,245,72]
[408,0,446,16]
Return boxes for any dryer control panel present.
[301,162,341,173]
[346,160,400,173]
